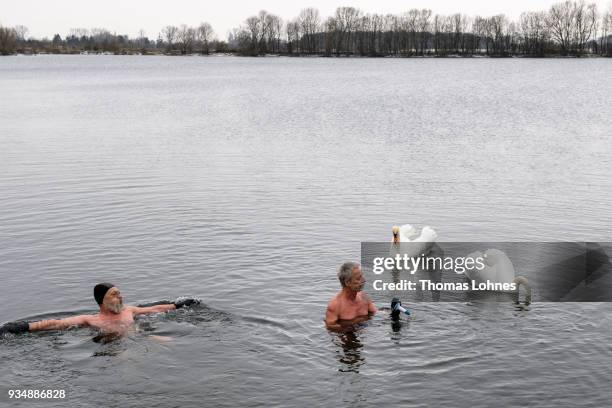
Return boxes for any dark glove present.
[173,298,200,309]
[0,321,30,336]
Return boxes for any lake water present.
[1,55,611,407]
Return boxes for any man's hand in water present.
[0,321,30,335]
[174,298,200,309]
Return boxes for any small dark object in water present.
[390,298,410,320]
[0,321,30,336]
[174,298,200,309]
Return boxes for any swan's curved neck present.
[513,276,532,306]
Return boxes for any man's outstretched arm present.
[28,315,91,332]
[129,304,176,315]
[0,315,90,335]
[130,298,200,315]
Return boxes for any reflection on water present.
[92,336,132,356]
[92,332,123,345]
[387,306,409,336]
[332,329,365,373]
[390,318,403,336]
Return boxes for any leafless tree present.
[14,25,28,43]
[298,8,320,53]
[471,16,487,54]
[272,15,283,53]
[416,9,432,55]
[574,2,598,54]
[162,25,178,52]
[332,7,361,55]
[197,22,214,54]
[245,15,262,54]
[602,8,612,55]
[176,24,195,54]
[450,14,468,53]
[359,13,385,56]
[137,29,147,51]
[520,11,549,56]
[547,1,578,55]
[240,10,282,54]
[404,9,418,54]
[486,14,510,55]
[0,25,17,55]
[264,13,282,53]
[70,28,89,39]
[286,19,300,54]
[547,1,598,55]
[323,17,337,55]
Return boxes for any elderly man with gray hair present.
[325,262,377,331]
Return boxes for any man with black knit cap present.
[0,283,199,336]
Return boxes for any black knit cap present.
[93,283,115,305]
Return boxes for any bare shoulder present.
[86,313,102,326]
[358,292,372,303]
[65,313,93,327]
[124,306,144,317]
[360,292,377,314]
[326,294,340,311]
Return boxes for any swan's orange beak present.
[392,226,400,244]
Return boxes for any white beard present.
[107,303,123,314]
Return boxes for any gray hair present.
[338,262,360,287]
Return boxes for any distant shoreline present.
[4,51,610,59]
[2,2,611,58]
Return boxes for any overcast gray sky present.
[2,0,611,40]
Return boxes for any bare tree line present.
[229,1,611,57]
[1,1,612,57]
[229,1,611,56]
[161,22,216,54]
[0,22,220,55]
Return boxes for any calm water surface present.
[1,55,611,407]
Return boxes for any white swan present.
[464,248,516,285]
[391,224,437,257]
[464,248,533,304]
